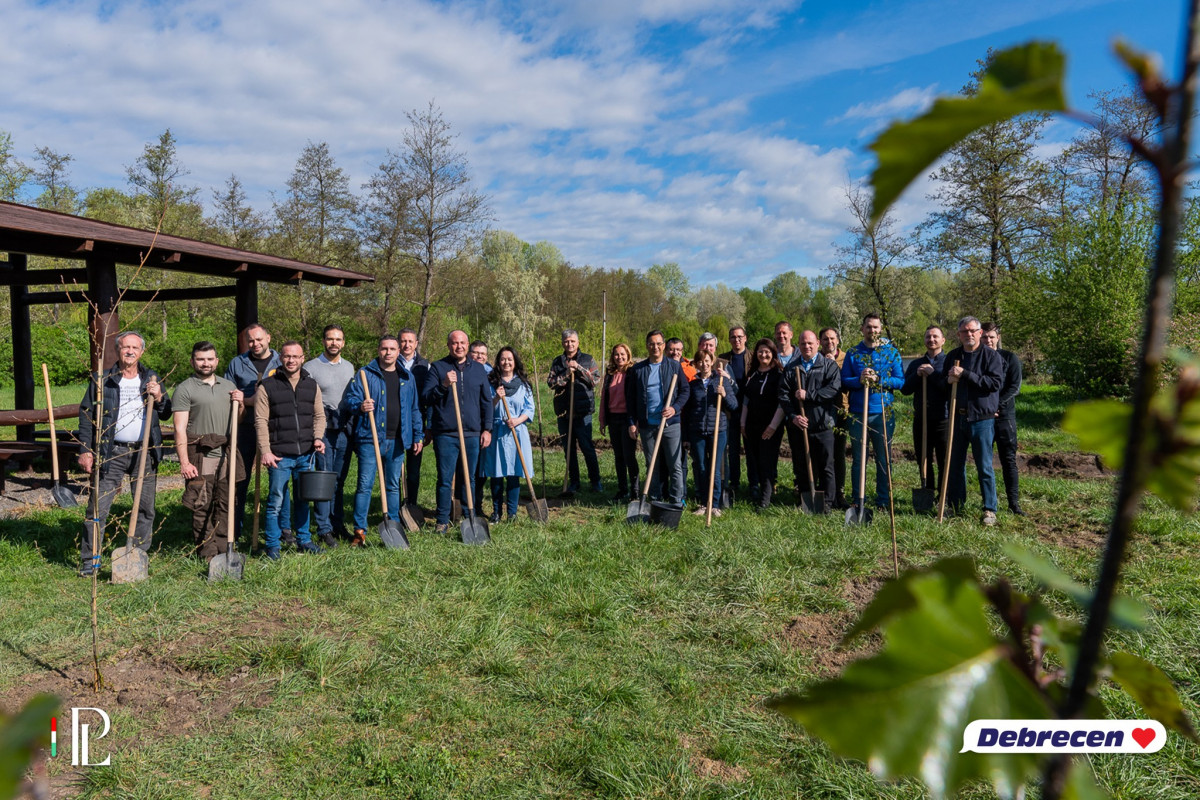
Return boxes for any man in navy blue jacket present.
[625,330,690,505]
[421,330,494,533]
[901,325,949,500]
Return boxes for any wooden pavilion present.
[0,200,374,447]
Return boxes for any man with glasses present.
[982,322,1025,516]
[819,327,850,509]
[942,317,1005,525]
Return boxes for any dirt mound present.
[893,447,1112,479]
[782,613,852,671]
[679,735,749,783]
[1035,523,1107,550]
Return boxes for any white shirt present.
[113,376,145,443]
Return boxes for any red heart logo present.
[1132,728,1155,749]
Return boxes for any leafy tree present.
[481,231,552,350]
[646,261,697,320]
[31,146,79,214]
[737,287,776,340]
[693,283,745,329]
[359,150,416,335]
[762,270,811,324]
[210,174,269,251]
[125,129,204,234]
[0,131,31,202]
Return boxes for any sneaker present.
[78,566,97,578]
[435,523,451,535]
[262,547,281,561]
[982,510,997,526]
[320,532,339,549]
[692,506,707,516]
[488,511,501,524]
[281,529,297,547]
[711,508,722,518]
[298,540,324,554]
[350,529,367,548]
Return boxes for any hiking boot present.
[488,511,501,524]
[1008,504,1027,517]
[692,505,707,516]
[711,508,722,518]
[982,510,997,526]
[281,529,297,547]
[320,532,339,549]
[262,547,281,561]
[350,529,367,548]
[298,540,324,554]
[435,523,451,535]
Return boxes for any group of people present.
[73,313,1023,574]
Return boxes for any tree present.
[646,262,697,320]
[737,287,776,340]
[0,131,31,202]
[210,174,269,251]
[694,283,745,329]
[125,129,203,234]
[828,183,920,341]
[1060,89,1159,219]
[360,150,416,335]
[32,146,79,213]
[923,54,1055,323]
[397,101,490,344]
[481,231,552,350]
[762,271,812,325]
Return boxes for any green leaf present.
[1003,545,1146,629]
[0,694,59,799]
[770,563,1051,799]
[1108,651,1199,741]
[1062,756,1109,800]
[867,41,1066,226]
[1061,399,1130,470]
[842,557,977,645]
[1113,39,1162,85]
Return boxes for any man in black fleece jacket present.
[942,316,1005,525]
[421,330,494,533]
[982,322,1025,516]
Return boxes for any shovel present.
[398,457,422,533]
[705,387,723,527]
[450,380,489,544]
[251,448,261,554]
[627,373,678,524]
[41,364,77,508]
[561,369,575,497]
[359,371,409,549]
[111,394,152,584]
[501,392,548,523]
[209,397,246,580]
[794,369,825,514]
[912,374,936,513]
[882,401,900,579]
[937,372,960,523]
[845,383,874,526]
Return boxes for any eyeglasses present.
[961,327,981,334]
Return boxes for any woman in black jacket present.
[685,349,738,516]
[739,338,784,509]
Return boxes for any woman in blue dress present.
[484,346,535,522]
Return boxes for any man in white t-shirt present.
[77,331,172,576]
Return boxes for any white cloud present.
[835,85,938,123]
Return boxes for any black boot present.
[758,482,773,510]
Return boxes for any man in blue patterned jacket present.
[840,313,905,511]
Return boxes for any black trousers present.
[725,416,743,497]
[606,413,640,494]
[790,424,835,497]
[832,419,848,503]
[995,414,1020,508]
[912,417,947,493]
[745,425,783,494]
[405,443,423,506]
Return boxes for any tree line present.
[2,62,1198,397]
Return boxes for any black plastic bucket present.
[297,470,337,502]
[649,501,684,529]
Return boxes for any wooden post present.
[85,253,120,374]
[6,254,35,444]
[235,276,258,354]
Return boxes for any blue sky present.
[0,0,1184,289]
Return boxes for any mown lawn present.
[1,384,1197,799]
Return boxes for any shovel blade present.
[844,505,874,526]
[380,518,410,549]
[460,513,490,545]
[399,505,421,534]
[625,497,650,525]
[912,488,936,514]
[799,491,826,515]
[208,550,245,581]
[525,500,549,523]
[51,484,78,508]
[110,544,148,584]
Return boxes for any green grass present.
[1,391,1196,799]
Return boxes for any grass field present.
[1,385,1197,799]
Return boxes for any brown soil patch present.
[679,735,749,783]
[844,575,886,609]
[782,613,855,671]
[1035,522,1106,550]
[895,447,1111,479]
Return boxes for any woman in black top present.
[739,338,784,509]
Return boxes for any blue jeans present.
[314,427,351,534]
[639,423,684,504]
[354,437,404,531]
[948,416,998,512]
[491,476,521,517]
[849,411,896,507]
[434,432,480,524]
[689,429,726,507]
[265,454,314,548]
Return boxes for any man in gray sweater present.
[303,325,356,545]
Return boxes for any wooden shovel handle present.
[937,377,958,523]
[41,364,61,480]
[500,392,539,501]
[360,371,390,516]
[450,379,476,511]
[706,389,722,527]
[641,373,678,499]
[127,393,154,543]
[227,396,239,547]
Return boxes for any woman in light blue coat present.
[484,347,535,521]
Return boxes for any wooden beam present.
[8,254,35,443]
[121,285,236,303]
[85,254,120,373]
[25,291,86,305]
[235,276,258,350]
[73,239,94,253]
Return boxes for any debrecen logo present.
[961,720,1166,754]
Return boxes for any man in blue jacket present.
[224,323,281,541]
[625,330,691,505]
[344,335,424,546]
[841,313,905,511]
[421,330,494,533]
